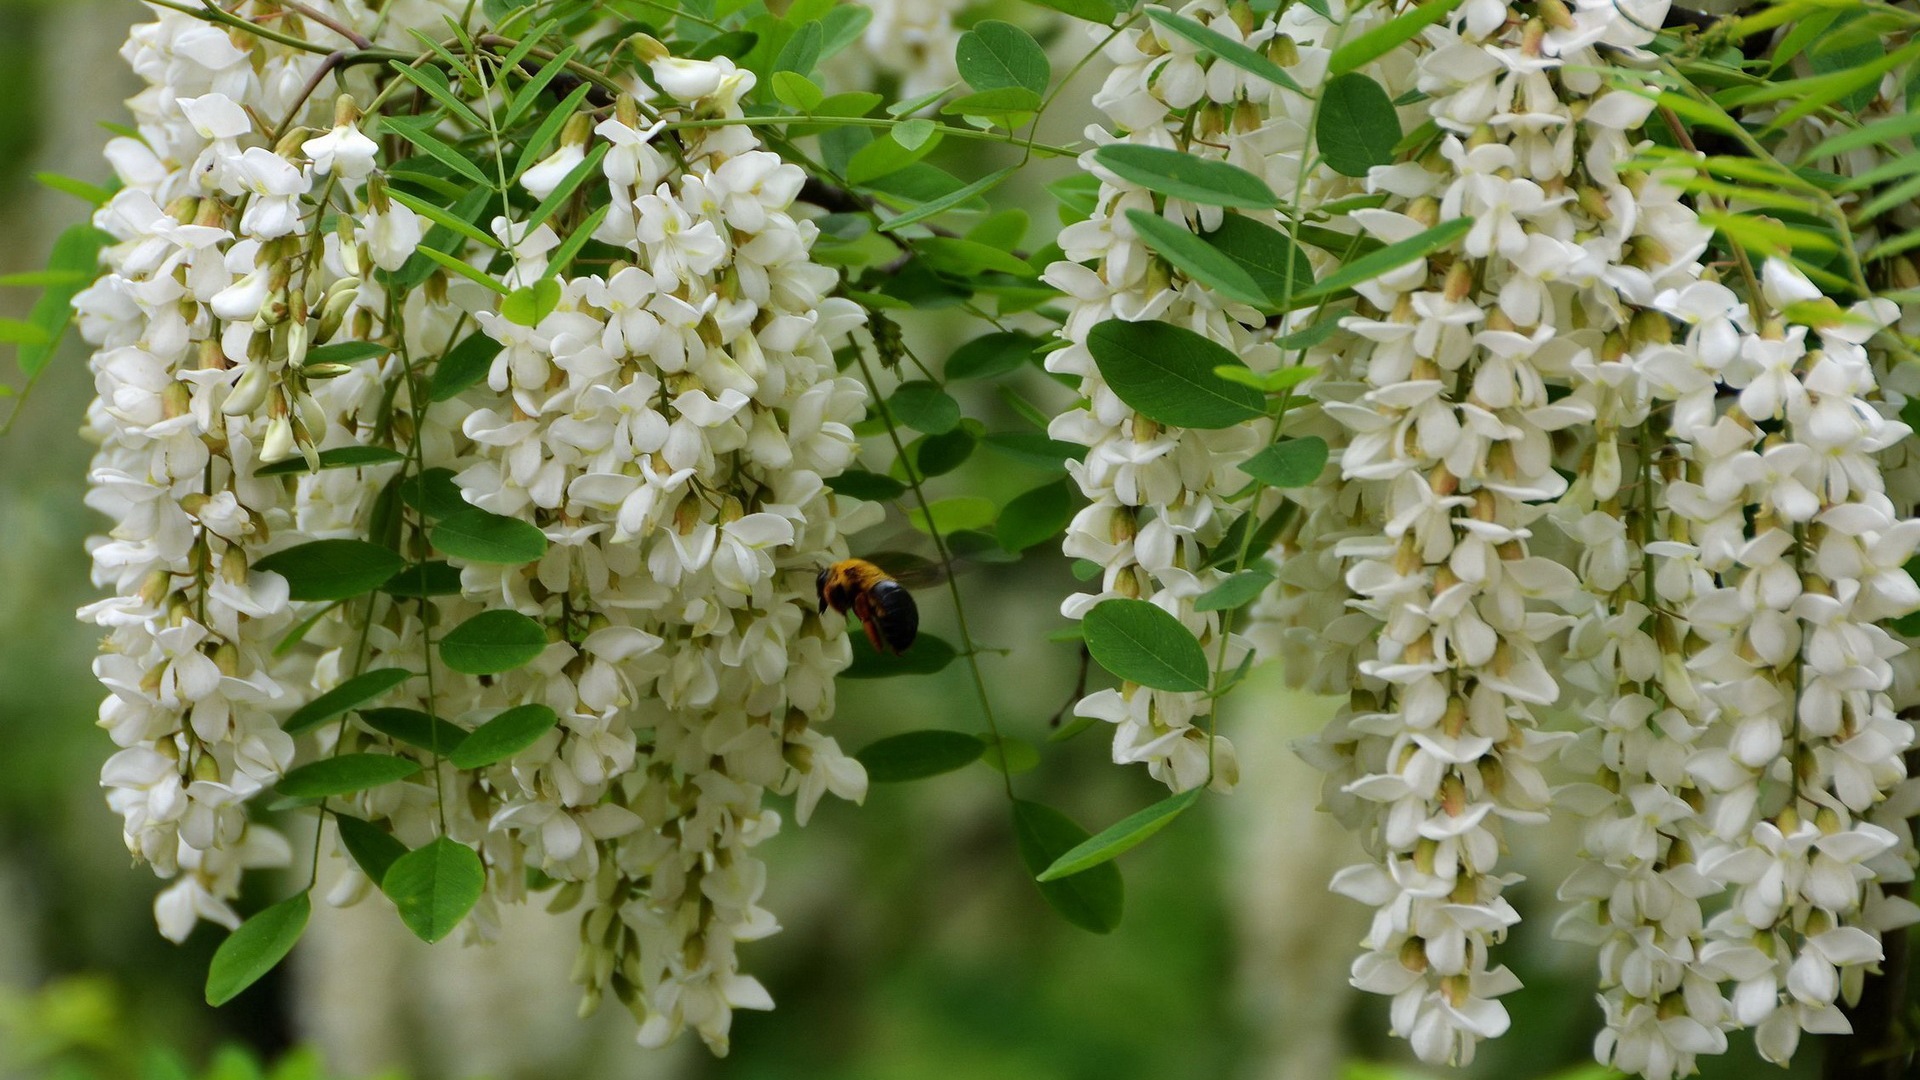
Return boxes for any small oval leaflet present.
[946,331,1039,381]
[439,610,548,675]
[1194,569,1276,613]
[382,836,486,944]
[827,469,908,502]
[1144,8,1304,94]
[856,730,986,782]
[205,893,309,1006]
[979,733,1041,776]
[1316,73,1402,178]
[1124,210,1268,307]
[1037,788,1204,881]
[335,814,409,885]
[888,380,963,434]
[255,445,407,477]
[907,495,997,535]
[844,631,958,678]
[996,480,1074,554]
[1082,598,1210,694]
[1291,217,1474,304]
[254,539,407,602]
[1241,436,1331,489]
[1085,319,1266,429]
[1012,800,1124,934]
[501,278,561,327]
[1092,145,1277,210]
[912,425,977,477]
[1202,215,1316,306]
[449,703,560,770]
[283,667,413,736]
[276,753,421,799]
[381,561,464,598]
[955,20,1050,95]
[431,507,549,564]
[358,707,469,755]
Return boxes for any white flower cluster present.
[1045,0,1323,794]
[1227,0,1920,1075]
[80,4,873,1055]
[449,53,876,1051]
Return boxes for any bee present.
[817,558,920,655]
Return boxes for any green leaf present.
[387,60,487,128]
[981,431,1085,470]
[888,380,962,433]
[276,753,421,799]
[772,70,825,111]
[1125,209,1268,307]
[946,331,1039,380]
[1292,217,1472,304]
[502,279,562,327]
[1798,110,1920,164]
[385,188,501,253]
[439,610,547,675]
[16,224,109,378]
[911,425,978,477]
[1203,215,1315,305]
[381,561,464,597]
[431,507,549,564]
[846,125,944,185]
[283,668,413,736]
[334,816,408,885]
[512,82,593,178]
[773,20,824,75]
[1241,436,1329,488]
[844,631,957,677]
[35,171,113,206]
[0,269,88,289]
[502,43,581,129]
[1317,73,1401,177]
[980,733,1040,775]
[382,836,485,944]
[880,166,1015,233]
[382,115,494,188]
[941,87,1042,119]
[303,341,393,365]
[827,469,908,501]
[1092,145,1277,209]
[1012,800,1123,933]
[955,20,1050,95]
[1085,319,1266,429]
[1144,8,1303,94]
[417,246,508,295]
[1327,0,1465,75]
[545,205,609,282]
[358,707,468,755]
[254,445,407,478]
[1037,788,1202,881]
[1206,502,1296,571]
[996,480,1073,553]
[255,540,407,602]
[401,467,468,519]
[448,704,559,769]
[1083,598,1209,693]
[915,236,1033,277]
[205,895,309,1006]
[429,332,504,401]
[907,495,997,534]
[1194,568,1274,613]
[856,730,985,781]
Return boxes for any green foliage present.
[1013,800,1124,933]
[1240,437,1330,488]
[449,703,560,768]
[1091,145,1278,209]
[205,895,309,1006]
[1082,598,1210,694]
[1316,73,1401,177]
[255,541,407,602]
[1037,789,1202,882]
[856,730,987,781]
[382,837,486,943]
[430,508,549,564]
[438,610,548,674]
[282,668,414,736]
[277,754,422,798]
[1085,320,1267,429]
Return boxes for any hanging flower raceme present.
[80,2,875,1054]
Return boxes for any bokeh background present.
[0,3,1833,1078]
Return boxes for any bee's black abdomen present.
[870,580,918,653]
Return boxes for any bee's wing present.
[863,551,948,587]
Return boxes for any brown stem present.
[279,0,373,49]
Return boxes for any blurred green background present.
[0,3,1833,1078]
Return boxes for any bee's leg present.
[853,593,888,654]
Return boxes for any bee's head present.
[815,566,831,612]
